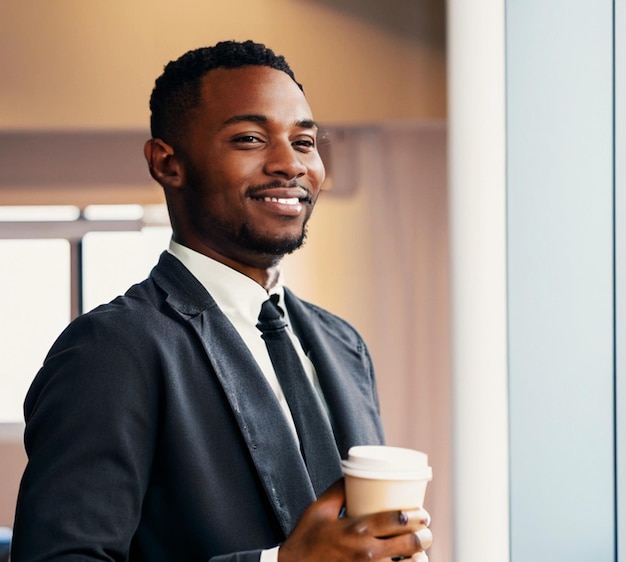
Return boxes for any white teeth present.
[262,197,299,205]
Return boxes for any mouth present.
[249,195,308,217]
[257,196,308,205]
[248,184,313,214]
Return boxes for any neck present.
[173,236,283,291]
[218,257,282,292]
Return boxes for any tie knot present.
[257,294,287,333]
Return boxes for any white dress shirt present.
[167,240,327,562]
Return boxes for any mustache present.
[247,180,314,201]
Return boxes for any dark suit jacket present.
[11,252,385,561]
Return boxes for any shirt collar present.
[167,239,284,324]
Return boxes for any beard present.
[185,197,312,260]
[181,163,316,259]
[232,220,309,256]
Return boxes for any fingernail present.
[415,528,433,550]
[402,508,423,524]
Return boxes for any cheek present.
[214,154,261,188]
[309,155,326,188]
[203,160,246,192]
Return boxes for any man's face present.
[172,65,325,268]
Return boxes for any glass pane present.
[81,226,171,313]
[0,239,71,423]
[82,204,144,221]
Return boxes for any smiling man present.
[11,41,432,562]
[146,62,324,287]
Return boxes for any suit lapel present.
[284,289,386,458]
[151,253,316,537]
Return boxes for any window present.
[81,227,172,313]
[0,205,171,424]
[0,239,71,423]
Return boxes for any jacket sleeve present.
[11,307,286,562]
[11,312,160,561]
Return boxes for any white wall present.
[0,0,445,129]
[447,1,509,561]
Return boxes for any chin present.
[238,226,307,257]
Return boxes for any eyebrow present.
[221,114,318,130]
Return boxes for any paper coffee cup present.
[341,445,432,517]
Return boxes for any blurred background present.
[1,1,622,561]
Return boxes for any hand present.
[278,480,432,562]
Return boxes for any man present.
[11,40,432,561]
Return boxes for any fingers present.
[349,507,430,537]
[282,490,433,562]
[399,507,431,528]
[346,507,432,560]
[414,527,433,550]
[379,525,432,558]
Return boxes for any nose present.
[264,140,307,180]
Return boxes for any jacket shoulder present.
[284,288,367,345]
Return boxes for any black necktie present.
[257,294,342,496]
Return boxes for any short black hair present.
[148,40,303,145]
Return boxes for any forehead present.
[197,66,314,126]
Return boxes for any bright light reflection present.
[142,204,170,225]
[83,204,144,221]
[81,226,172,312]
[0,206,80,222]
[0,239,71,423]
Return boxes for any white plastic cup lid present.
[341,445,433,480]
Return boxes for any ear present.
[144,138,185,189]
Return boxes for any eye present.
[232,135,263,145]
[293,138,316,152]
